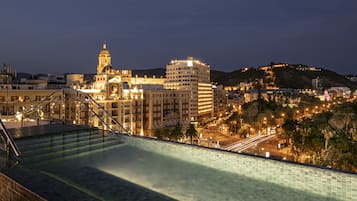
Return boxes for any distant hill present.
[273,67,356,89]
[133,65,357,90]
[211,68,264,86]
[215,66,356,89]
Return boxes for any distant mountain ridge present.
[14,64,356,90]
[273,66,356,89]
[132,65,356,90]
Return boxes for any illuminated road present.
[223,134,275,152]
[234,135,275,153]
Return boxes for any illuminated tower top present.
[97,42,111,74]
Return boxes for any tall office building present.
[165,57,212,122]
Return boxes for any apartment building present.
[143,87,190,135]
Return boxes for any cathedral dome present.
[99,43,110,56]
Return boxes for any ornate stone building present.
[0,44,194,136]
[80,43,144,134]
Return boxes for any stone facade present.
[0,173,46,201]
[143,89,190,135]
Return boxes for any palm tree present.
[282,119,298,145]
[321,126,335,150]
[185,124,198,144]
[170,123,183,141]
[300,118,312,146]
[329,103,356,139]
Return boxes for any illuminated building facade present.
[0,44,196,136]
[0,64,63,118]
[0,64,16,84]
[143,88,190,135]
[244,89,300,107]
[81,43,144,134]
[66,74,84,86]
[131,75,165,86]
[0,90,64,118]
[165,57,213,122]
[212,84,227,116]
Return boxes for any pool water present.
[15,131,342,201]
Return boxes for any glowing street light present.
[15,112,23,121]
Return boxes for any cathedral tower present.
[97,42,111,74]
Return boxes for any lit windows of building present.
[80,43,144,135]
[165,57,212,122]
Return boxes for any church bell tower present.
[97,42,111,74]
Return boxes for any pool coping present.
[120,133,357,176]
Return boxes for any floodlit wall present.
[124,136,357,201]
[0,173,46,201]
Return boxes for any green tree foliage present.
[326,131,357,171]
[170,123,183,141]
[185,124,198,144]
[242,99,287,129]
[329,102,356,139]
[281,119,298,144]
[282,100,357,171]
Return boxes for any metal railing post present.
[0,119,21,159]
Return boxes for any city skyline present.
[1,1,357,74]
[1,1,356,200]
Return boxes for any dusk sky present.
[1,0,356,74]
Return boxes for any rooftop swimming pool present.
[4,128,357,201]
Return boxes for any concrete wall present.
[0,173,46,201]
[124,136,357,201]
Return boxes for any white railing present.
[66,88,132,135]
[21,90,62,118]
[0,119,21,158]
[16,88,132,135]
